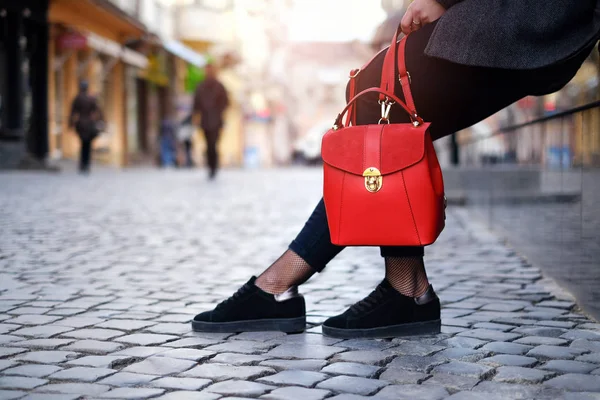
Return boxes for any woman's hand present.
[401,0,447,35]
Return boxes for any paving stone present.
[62,340,124,354]
[545,374,600,392]
[562,393,600,400]
[11,339,74,349]
[48,367,116,382]
[0,324,24,334]
[321,362,380,378]
[150,377,212,391]
[144,323,190,335]
[444,392,507,400]
[2,364,62,378]
[267,344,346,360]
[0,336,22,346]
[0,361,15,372]
[479,354,538,367]
[0,348,28,358]
[98,372,158,386]
[258,370,328,387]
[261,386,331,400]
[205,380,275,397]
[536,320,578,329]
[111,346,168,358]
[61,328,124,340]
[154,391,221,400]
[95,319,156,331]
[440,337,488,349]
[203,340,274,355]
[577,354,600,364]
[183,364,275,381]
[432,361,494,379]
[161,337,223,348]
[336,339,391,351]
[434,348,488,362]
[542,360,597,374]
[325,395,371,400]
[386,355,444,372]
[15,351,79,363]
[317,376,387,396]
[123,356,196,375]
[375,384,448,400]
[457,329,521,342]
[512,327,568,337]
[480,342,533,355]
[20,394,80,400]
[0,390,26,400]
[571,339,600,353]
[537,300,575,310]
[332,351,394,366]
[0,376,47,391]
[378,368,429,384]
[259,359,327,371]
[155,348,214,361]
[10,326,74,338]
[97,388,165,398]
[36,383,110,396]
[211,352,269,365]
[527,345,587,360]
[6,316,60,325]
[472,322,515,332]
[493,366,554,384]
[46,308,87,316]
[115,333,178,346]
[471,381,540,399]
[390,342,445,356]
[423,374,481,391]
[267,333,343,347]
[66,355,132,368]
[562,330,600,341]
[579,324,600,331]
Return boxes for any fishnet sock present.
[385,256,430,298]
[255,249,315,294]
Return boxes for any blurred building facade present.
[0,0,208,169]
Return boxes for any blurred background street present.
[0,0,599,398]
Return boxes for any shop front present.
[48,0,147,167]
[0,0,50,168]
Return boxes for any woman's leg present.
[256,199,343,294]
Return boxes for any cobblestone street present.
[0,167,599,400]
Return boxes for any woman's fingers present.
[400,7,416,35]
[401,0,447,35]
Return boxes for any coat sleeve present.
[436,0,464,9]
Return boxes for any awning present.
[163,40,207,68]
[86,32,148,69]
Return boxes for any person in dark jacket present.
[192,63,229,179]
[191,0,600,338]
[69,81,104,174]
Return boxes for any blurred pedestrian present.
[178,114,195,168]
[68,81,104,174]
[159,118,178,168]
[192,63,229,179]
[191,0,600,338]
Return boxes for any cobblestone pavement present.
[469,170,600,321]
[0,167,599,400]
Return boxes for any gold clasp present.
[363,167,383,193]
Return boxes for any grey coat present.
[427,0,600,69]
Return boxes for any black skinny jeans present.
[289,21,594,273]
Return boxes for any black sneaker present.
[191,276,306,333]
[322,279,441,339]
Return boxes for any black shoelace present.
[215,282,253,310]
[349,283,390,315]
